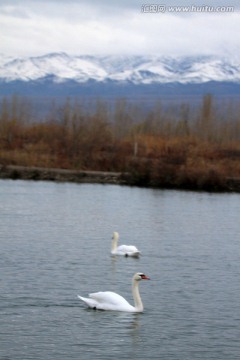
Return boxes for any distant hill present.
[0,53,240,101]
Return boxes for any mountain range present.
[0,53,240,99]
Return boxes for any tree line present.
[0,94,240,190]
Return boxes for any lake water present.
[0,179,240,360]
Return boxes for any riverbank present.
[1,164,240,193]
[0,165,127,185]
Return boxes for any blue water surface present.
[0,179,240,360]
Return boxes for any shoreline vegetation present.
[1,165,240,192]
[0,95,240,192]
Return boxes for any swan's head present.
[112,232,119,241]
[133,272,150,281]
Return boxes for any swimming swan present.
[111,231,141,257]
[78,272,150,312]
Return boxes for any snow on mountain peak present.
[0,53,239,84]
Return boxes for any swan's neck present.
[132,280,143,312]
[111,235,118,252]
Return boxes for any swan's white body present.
[111,232,140,257]
[78,272,150,312]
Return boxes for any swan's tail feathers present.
[78,295,98,309]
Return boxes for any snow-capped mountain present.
[0,52,240,85]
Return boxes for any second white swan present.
[78,272,150,312]
[111,231,141,257]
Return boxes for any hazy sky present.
[0,0,239,58]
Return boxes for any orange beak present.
[141,274,150,280]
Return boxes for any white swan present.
[111,231,141,257]
[78,272,150,312]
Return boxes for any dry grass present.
[1,95,240,190]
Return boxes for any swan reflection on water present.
[117,312,142,345]
[110,252,140,273]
